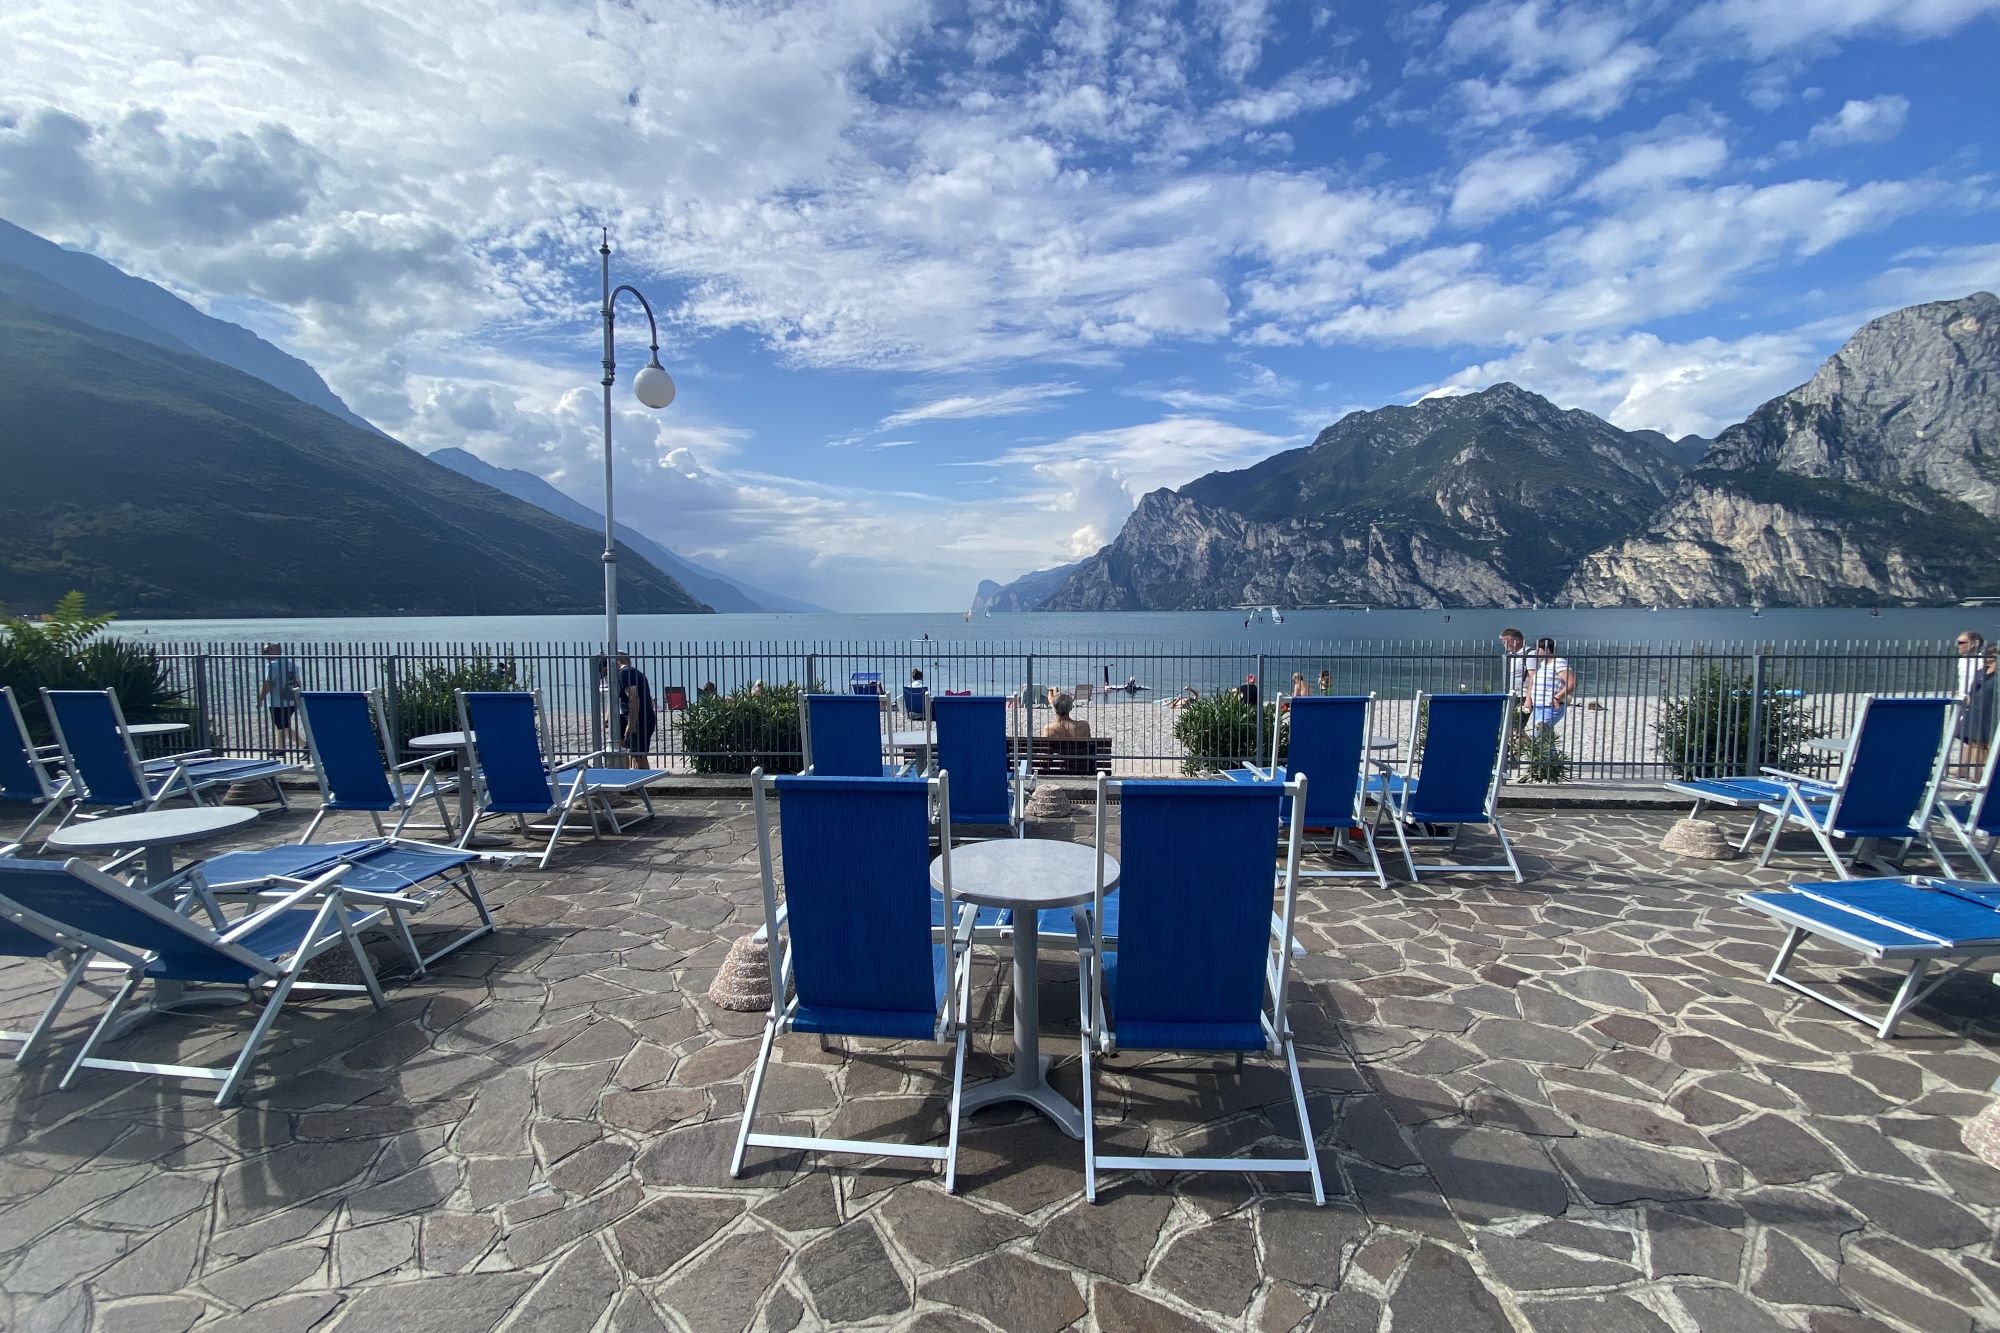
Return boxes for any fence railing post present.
[383,655,402,751]
[193,653,211,751]
[1254,651,1267,761]
[1747,646,1767,768]
[1024,653,1034,753]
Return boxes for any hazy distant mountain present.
[1566,292,2000,606]
[0,218,382,434]
[971,561,1086,613]
[429,447,825,614]
[1630,429,1713,469]
[1042,383,1683,610]
[0,294,707,617]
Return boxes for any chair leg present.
[731,1018,781,1178]
[1738,811,1766,853]
[1390,804,1420,881]
[1079,950,1098,1205]
[13,951,93,1064]
[61,973,143,1090]
[1757,811,1786,868]
[1282,1036,1326,1206]
[1490,817,1524,884]
[1879,958,1934,1040]
[369,812,386,838]
[945,957,972,1194]
[216,968,302,1108]
[300,808,328,842]
[1767,926,1807,984]
[1810,825,1850,881]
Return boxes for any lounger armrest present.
[1759,767,1832,789]
[150,747,216,764]
[1242,764,1277,781]
[555,749,621,773]
[392,753,451,772]
[220,866,352,941]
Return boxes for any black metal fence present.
[129,637,1979,785]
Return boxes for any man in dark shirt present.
[1236,673,1259,708]
[611,651,656,768]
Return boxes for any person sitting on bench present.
[1044,692,1092,740]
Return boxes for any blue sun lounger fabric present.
[1224,694,1385,888]
[41,689,297,828]
[931,694,1026,838]
[801,694,904,777]
[1743,875,2000,1037]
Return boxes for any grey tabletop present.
[45,806,258,851]
[930,838,1119,909]
[123,722,191,738]
[409,731,471,749]
[1809,736,1852,753]
[890,729,931,747]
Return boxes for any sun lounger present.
[1753,695,1957,879]
[800,693,906,777]
[1368,692,1521,882]
[1,686,69,839]
[733,771,973,1189]
[0,854,388,1105]
[1929,744,2000,882]
[175,836,496,974]
[1742,876,2000,1037]
[297,690,456,841]
[1225,693,1386,888]
[931,695,1028,840]
[455,690,670,868]
[1073,774,1324,1204]
[41,688,298,831]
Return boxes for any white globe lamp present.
[634,361,676,410]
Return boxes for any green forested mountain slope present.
[0,295,708,617]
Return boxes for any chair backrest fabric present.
[0,687,51,803]
[1832,696,1954,836]
[664,686,689,713]
[1282,696,1368,826]
[0,856,264,984]
[1112,781,1283,1048]
[197,838,476,895]
[1972,746,2000,838]
[849,672,884,696]
[902,686,930,720]
[460,692,557,813]
[803,695,885,777]
[771,776,937,1021]
[300,692,395,810]
[932,695,1008,817]
[43,689,145,807]
[1409,693,1510,821]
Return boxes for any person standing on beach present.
[1957,630,1986,699]
[1525,638,1576,737]
[1957,641,1997,776]
[1318,668,1332,696]
[256,643,300,756]
[1499,628,1534,699]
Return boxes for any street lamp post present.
[598,230,676,744]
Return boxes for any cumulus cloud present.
[1581,134,1730,198]
[1675,0,2000,58]
[1807,95,1911,147]
[1449,142,1582,223]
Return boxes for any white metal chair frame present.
[1075,772,1326,1205]
[1370,693,1522,882]
[731,770,975,1190]
[298,690,457,842]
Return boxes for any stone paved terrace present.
[1,797,1998,1333]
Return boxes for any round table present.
[410,731,506,847]
[931,838,1121,1139]
[123,722,191,739]
[46,806,258,886]
[890,728,931,749]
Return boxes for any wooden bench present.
[1008,735,1114,776]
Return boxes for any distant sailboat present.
[963,610,972,622]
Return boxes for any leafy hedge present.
[1171,692,1282,775]
[383,659,521,753]
[1655,664,1818,779]
[682,684,805,774]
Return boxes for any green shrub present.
[682,684,804,775]
[384,659,521,753]
[1655,664,1819,779]
[1171,692,1282,774]
[0,592,182,741]
[1520,727,1570,783]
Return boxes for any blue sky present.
[2,0,1997,611]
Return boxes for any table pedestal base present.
[961,1055,1084,1139]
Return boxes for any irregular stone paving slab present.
[2,802,2000,1332]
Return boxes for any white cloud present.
[1807,95,1911,148]
[1581,134,1730,198]
[1676,0,2000,58]
[876,383,1084,431]
[1419,328,1828,437]
[1449,142,1582,223]
[1440,1,1659,125]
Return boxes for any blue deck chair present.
[1,687,70,840]
[180,837,495,975]
[1664,774,1837,853]
[41,689,297,830]
[1075,775,1323,1204]
[1224,694,1385,889]
[0,855,388,1106]
[732,771,973,1189]
[1929,743,2000,882]
[1369,693,1521,882]
[800,694,905,777]
[0,839,120,1063]
[1743,876,2000,1037]
[903,684,931,721]
[297,691,456,842]
[455,691,667,868]
[1755,696,1957,879]
[931,695,1028,839]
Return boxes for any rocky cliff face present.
[971,561,1085,613]
[1564,292,2000,606]
[1041,383,1679,611]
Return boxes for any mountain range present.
[0,219,799,617]
[979,291,2000,611]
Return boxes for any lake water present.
[110,606,1989,651]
